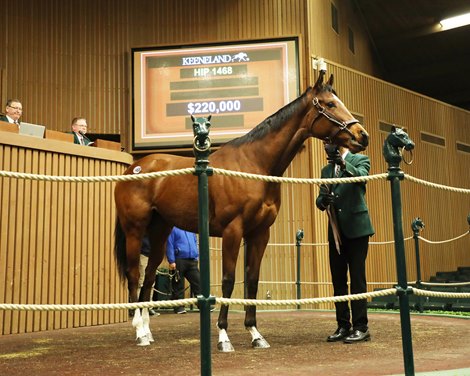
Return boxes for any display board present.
[131,38,299,151]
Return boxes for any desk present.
[0,131,133,335]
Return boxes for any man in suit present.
[0,99,23,126]
[316,143,375,343]
[71,117,93,145]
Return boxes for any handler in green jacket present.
[316,143,375,344]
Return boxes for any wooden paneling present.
[0,133,132,334]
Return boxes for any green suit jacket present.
[316,152,375,239]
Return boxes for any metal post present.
[192,116,214,376]
[411,218,425,313]
[295,229,304,310]
[383,128,415,376]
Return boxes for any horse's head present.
[191,114,212,152]
[309,71,369,153]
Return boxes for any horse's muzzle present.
[359,130,369,148]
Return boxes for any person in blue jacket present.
[166,227,201,314]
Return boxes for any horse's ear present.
[391,125,397,132]
[327,74,334,87]
[207,114,212,122]
[313,70,326,90]
[191,114,195,123]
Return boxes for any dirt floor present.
[0,310,469,376]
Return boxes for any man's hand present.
[169,262,176,270]
[319,192,335,209]
[324,143,345,169]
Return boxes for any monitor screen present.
[131,37,300,152]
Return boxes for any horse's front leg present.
[245,229,270,349]
[217,229,242,352]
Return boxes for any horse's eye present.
[326,102,336,109]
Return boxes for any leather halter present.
[311,97,359,143]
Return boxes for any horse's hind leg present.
[126,231,152,346]
[217,227,243,352]
[244,229,270,349]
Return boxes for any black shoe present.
[343,329,370,343]
[327,327,351,342]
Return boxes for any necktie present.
[335,164,340,177]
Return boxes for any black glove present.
[324,143,345,169]
[319,192,335,209]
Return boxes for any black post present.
[295,229,304,310]
[192,115,214,376]
[411,218,425,313]
[383,127,415,376]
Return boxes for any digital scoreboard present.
[131,38,299,151]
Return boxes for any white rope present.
[0,298,198,311]
[404,175,470,194]
[259,281,404,286]
[417,231,469,244]
[212,168,387,185]
[413,288,470,299]
[421,281,470,287]
[369,236,414,245]
[216,288,397,306]
[0,167,194,182]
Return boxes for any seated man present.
[71,117,93,145]
[1,99,23,126]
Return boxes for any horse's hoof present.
[136,335,151,347]
[252,337,270,349]
[217,341,235,352]
[147,332,155,342]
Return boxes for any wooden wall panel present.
[0,134,131,335]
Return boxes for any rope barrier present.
[2,286,469,312]
[412,287,470,299]
[1,167,469,195]
[212,168,387,185]
[0,167,468,314]
[0,289,397,311]
[418,231,469,244]
[404,175,470,194]
[0,168,194,182]
[0,298,198,311]
[420,281,470,287]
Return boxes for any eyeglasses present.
[8,105,23,111]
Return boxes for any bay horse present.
[114,71,369,349]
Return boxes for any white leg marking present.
[218,327,230,343]
[132,309,150,346]
[247,326,262,342]
[217,325,235,352]
[142,308,154,342]
[247,326,270,349]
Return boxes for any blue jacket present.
[166,227,199,263]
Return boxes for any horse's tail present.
[114,217,127,282]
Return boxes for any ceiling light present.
[440,12,470,30]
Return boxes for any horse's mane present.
[226,87,313,147]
